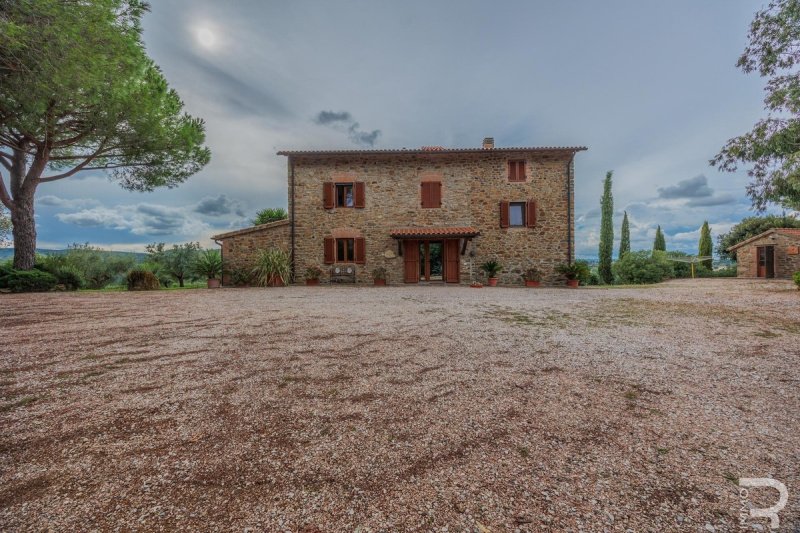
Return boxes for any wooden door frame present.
[756,245,776,278]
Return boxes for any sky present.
[27,0,791,258]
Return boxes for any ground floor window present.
[509,202,526,227]
[337,238,355,262]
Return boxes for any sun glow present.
[194,26,218,50]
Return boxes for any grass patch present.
[517,446,530,458]
[723,471,739,485]
[0,395,38,412]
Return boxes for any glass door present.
[418,240,444,281]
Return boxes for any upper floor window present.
[500,200,538,228]
[336,183,354,207]
[508,160,526,182]
[323,182,365,209]
[420,181,442,208]
[509,202,526,227]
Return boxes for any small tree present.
[698,221,713,270]
[146,242,201,287]
[653,225,666,252]
[619,211,631,258]
[253,208,288,226]
[598,171,614,284]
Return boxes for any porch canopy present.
[389,226,480,239]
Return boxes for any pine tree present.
[619,211,630,258]
[698,221,713,270]
[598,171,614,284]
[653,225,666,252]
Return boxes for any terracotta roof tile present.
[390,226,480,238]
[278,146,586,156]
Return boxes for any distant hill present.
[0,248,147,262]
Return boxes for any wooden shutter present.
[324,236,335,264]
[354,182,365,208]
[403,240,420,283]
[420,182,429,207]
[508,161,526,181]
[753,246,759,277]
[354,237,366,264]
[444,239,460,283]
[526,199,538,228]
[323,183,335,209]
[499,201,510,228]
[421,182,442,208]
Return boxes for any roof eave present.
[277,146,588,157]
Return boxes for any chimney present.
[482,137,494,149]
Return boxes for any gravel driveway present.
[1,279,798,532]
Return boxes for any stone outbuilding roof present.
[211,219,290,240]
[726,228,800,252]
[277,146,587,157]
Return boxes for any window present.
[509,202,526,227]
[508,160,526,182]
[336,183,354,207]
[337,238,355,262]
[420,181,442,208]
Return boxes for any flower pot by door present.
[487,277,498,287]
[374,279,386,286]
[566,279,579,288]
[305,279,319,286]
[207,278,220,289]
[525,280,540,288]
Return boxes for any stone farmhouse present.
[213,138,587,286]
[727,228,800,279]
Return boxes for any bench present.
[330,265,357,284]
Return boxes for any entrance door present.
[444,239,460,283]
[419,240,444,281]
[756,246,775,278]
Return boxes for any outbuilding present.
[728,228,800,279]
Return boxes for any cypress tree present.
[699,221,713,270]
[653,225,666,252]
[619,211,630,258]
[598,171,614,284]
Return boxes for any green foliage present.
[0,0,209,268]
[193,249,222,279]
[598,171,614,284]
[480,260,503,278]
[700,265,737,278]
[716,214,800,258]
[794,271,800,289]
[698,221,713,270]
[253,208,289,226]
[619,211,631,258]
[252,248,291,286]
[371,267,387,280]
[665,251,694,278]
[712,0,800,210]
[126,269,160,291]
[305,266,323,281]
[522,267,543,282]
[38,244,135,289]
[137,261,172,287]
[653,225,666,251]
[146,242,201,287]
[613,250,674,284]
[1,269,57,292]
[557,260,591,282]
[226,267,253,287]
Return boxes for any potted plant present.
[557,261,590,288]
[372,267,388,286]
[252,248,291,287]
[523,267,543,288]
[480,260,502,287]
[470,281,483,289]
[305,266,323,286]
[193,249,223,288]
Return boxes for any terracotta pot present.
[487,277,498,287]
[305,279,320,286]
[470,284,483,289]
[268,277,285,287]
[525,280,541,288]
[207,278,220,289]
[566,279,579,288]
[374,279,387,286]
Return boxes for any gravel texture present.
[1,279,798,532]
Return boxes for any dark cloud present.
[686,194,737,207]
[314,111,352,125]
[348,123,381,146]
[194,194,244,217]
[657,175,713,199]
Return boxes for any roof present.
[212,219,290,240]
[390,226,480,239]
[277,146,587,157]
[727,227,800,251]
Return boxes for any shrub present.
[52,268,83,290]
[138,261,173,287]
[126,269,160,291]
[2,270,58,292]
[252,248,291,286]
[193,249,223,279]
[522,267,542,282]
[557,261,591,283]
[371,267,388,280]
[613,251,674,284]
[227,267,253,287]
[252,207,288,226]
[305,266,323,281]
[480,260,502,278]
[794,271,800,290]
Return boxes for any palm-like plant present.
[193,249,223,279]
[480,260,502,278]
[252,248,291,286]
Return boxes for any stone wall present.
[735,232,800,279]
[217,220,290,285]
[288,151,575,285]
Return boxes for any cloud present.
[56,203,210,237]
[313,109,382,147]
[686,194,737,207]
[194,194,245,217]
[37,195,100,209]
[657,175,713,199]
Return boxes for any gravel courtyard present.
[1,279,798,532]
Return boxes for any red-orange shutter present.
[354,237,366,264]
[354,182,365,208]
[507,162,515,181]
[518,161,526,181]
[434,182,442,207]
[526,199,538,228]
[323,183,334,209]
[420,182,428,207]
[499,201,510,228]
[753,246,759,277]
[403,240,420,283]
[324,236,335,264]
[444,239,460,283]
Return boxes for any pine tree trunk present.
[11,189,36,270]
